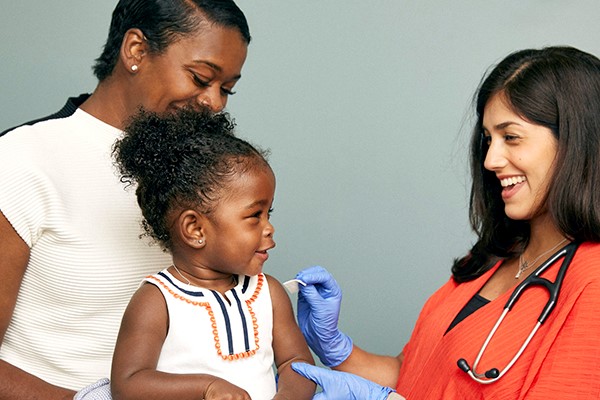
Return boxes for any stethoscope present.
[457,242,579,384]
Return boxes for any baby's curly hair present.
[113,107,270,251]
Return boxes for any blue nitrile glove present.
[292,363,395,400]
[296,266,353,367]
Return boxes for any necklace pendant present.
[515,261,527,279]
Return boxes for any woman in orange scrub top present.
[292,46,600,400]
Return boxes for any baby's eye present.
[250,209,267,219]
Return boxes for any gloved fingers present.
[296,265,328,277]
[296,266,341,297]
[296,266,331,285]
[297,281,325,302]
[291,362,330,386]
[292,362,394,400]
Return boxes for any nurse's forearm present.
[334,344,403,388]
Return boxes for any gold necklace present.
[515,238,568,279]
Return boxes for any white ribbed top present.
[0,109,170,390]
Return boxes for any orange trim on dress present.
[146,273,264,361]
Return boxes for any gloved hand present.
[296,266,353,367]
[291,363,396,400]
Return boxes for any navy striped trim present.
[231,289,250,352]
[211,290,234,355]
[157,271,204,297]
[241,275,250,293]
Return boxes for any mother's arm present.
[0,211,76,399]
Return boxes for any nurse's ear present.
[177,209,207,249]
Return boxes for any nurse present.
[293,46,600,399]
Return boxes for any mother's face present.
[134,24,248,113]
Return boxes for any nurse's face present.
[482,93,558,221]
[135,24,248,113]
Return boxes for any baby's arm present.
[110,283,251,400]
[266,274,317,399]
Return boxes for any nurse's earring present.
[197,239,203,244]
[131,65,138,72]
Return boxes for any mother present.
[0,1,250,398]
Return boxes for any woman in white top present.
[0,1,250,398]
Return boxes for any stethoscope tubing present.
[458,242,579,384]
[504,247,573,322]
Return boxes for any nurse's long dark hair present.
[452,46,600,283]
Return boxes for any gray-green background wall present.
[2,1,599,359]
